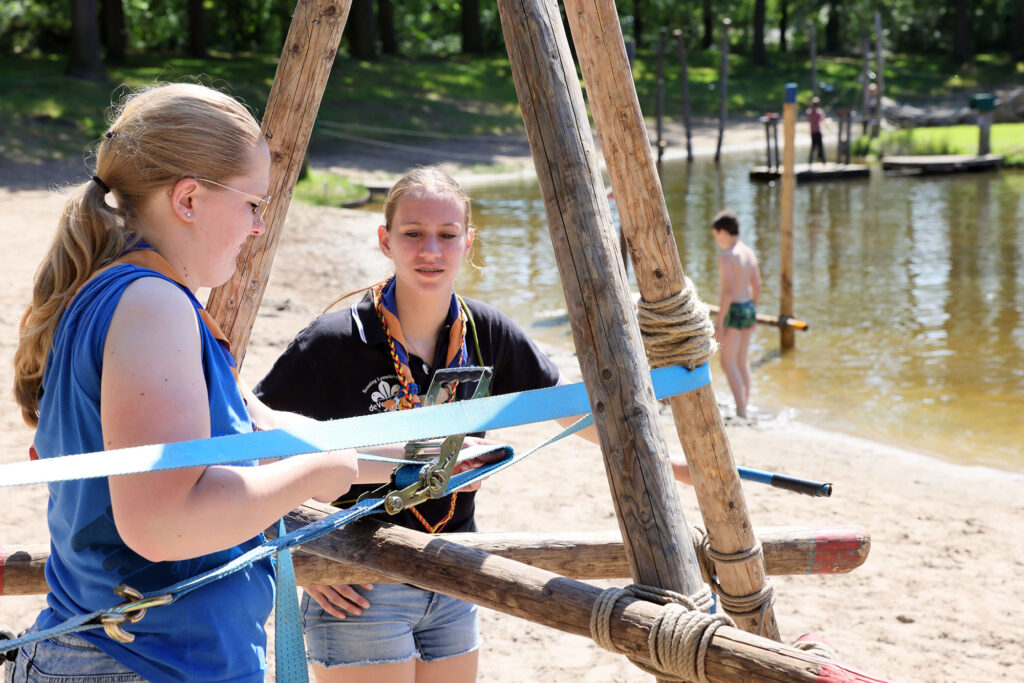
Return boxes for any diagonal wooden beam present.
[206,0,352,363]
[497,0,705,608]
[562,0,780,638]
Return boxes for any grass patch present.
[293,169,368,207]
[852,123,1024,166]
[2,49,1020,175]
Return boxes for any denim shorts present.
[5,631,144,683]
[301,583,481,667]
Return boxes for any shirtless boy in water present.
[712,210,761,418]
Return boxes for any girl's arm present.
[102,278,362,563]
[241,385,399,484]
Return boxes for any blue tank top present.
[34,265,274,682]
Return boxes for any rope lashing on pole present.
[590,583,734,682]
[637,279,780,637]
[792,633,839,661]
[688,525,777,636]
[635,277,717,370]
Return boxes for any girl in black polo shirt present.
[256,167,564,682]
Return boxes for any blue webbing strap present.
[0,364,709,660]
[274,518,308,683]
[0,364,709,488]
[0,417,595,657]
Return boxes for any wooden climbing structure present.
[3,1,886,680]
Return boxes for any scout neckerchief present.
[28,247,239,462]
[371,275,468,533]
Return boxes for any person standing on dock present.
[712,210,761,419]
[806,96,826,165]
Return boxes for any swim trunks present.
[724,300,757,330]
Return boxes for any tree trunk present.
[187,0,206,58]
[633,0,644,50]
[378,0,397,55]
[99,0,125,63]
[66,0,106,81]
[953,0,971,63]
[461,0,483,53]
[779,0,788,52]
[752,0,766,65]
[825,0,841,53]
[1016,0,1024,60]
[348,0,377,60]
[701,0,714,49]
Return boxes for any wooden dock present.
[749,162,870,183]
[881,154,1004,175]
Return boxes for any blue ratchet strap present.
[0,365,710,488]
[0,365,710,656]
[0,416,596,657]
[274,518,308,683]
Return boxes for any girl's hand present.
[304,583,374,619]
[452,436,504,492]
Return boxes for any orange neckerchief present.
[370,276,468,533]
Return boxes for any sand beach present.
[1,120,1022,681]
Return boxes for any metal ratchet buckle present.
[99,584,174,643]
[375,366,493,516]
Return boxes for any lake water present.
[456,154,1024,472]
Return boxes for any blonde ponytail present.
[13,82,262,426]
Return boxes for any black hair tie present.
[92,175,110,194]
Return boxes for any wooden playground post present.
[836,108,852,164]
[860,31,872,135]
[874,11,884,134]
[565,0,780,639]
[206,0,351,362]
[714,18,730,162]
[780,83,797,352]
[672,28,693,162]
[498,0,707,607]
[656,26,666,164]
[808,20,818,97]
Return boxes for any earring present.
[186,212,193,219]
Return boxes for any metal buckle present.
[378,366,493,516]
[99,584,173,643]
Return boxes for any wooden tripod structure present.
[201,0,880,679]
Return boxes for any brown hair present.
[14,82,263,426]
[324,166,474,313]
[712,209,740,235]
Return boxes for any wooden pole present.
[706,303,806,331]
[281,506,886,683]
[780,83,797,352]
[714,18,731,162]
[0,526,871,596]
[205,0,352,363]
[874,11,884,135]
[656,26,666,165]
[498,0,706,607]
[978,109,994,156]
[564,0,780,639]
[808,20,818,97]
[672,29,693,162]
[860,31,871,135]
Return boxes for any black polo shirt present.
[254,293,561,534]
